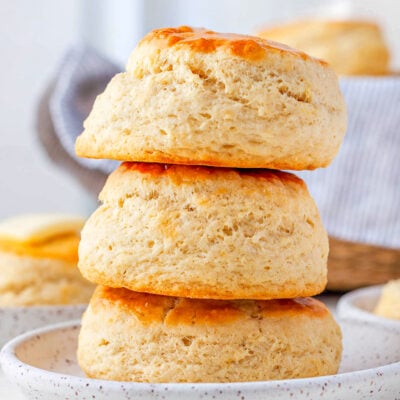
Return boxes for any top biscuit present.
[258,20,390,76]
[76,26,347,170]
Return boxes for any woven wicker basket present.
[327,237,400,291]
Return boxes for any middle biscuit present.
[78,162,328,299]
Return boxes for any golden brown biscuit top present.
[0,233,80,262]
[0,213,84,262]
[138,26,326,64]
[119,161,227,181]
[258,297,328,317]
[93,287,329,326]
[261,19,382,37]
[113,162,305,188]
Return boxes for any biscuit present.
[374,279,400,320]
[75,26,346,170]
[258,20,390,76]
[78,286,342,382]
[0,214,94,306]
[0,213,86,244]
[78,163,328,299]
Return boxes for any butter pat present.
[374,279,400,320]
[0,214,85,244]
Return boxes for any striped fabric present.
[45,47,400,248]
[49,45,121,174]
[300,77,400,249]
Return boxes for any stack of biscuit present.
[75,27,347,383]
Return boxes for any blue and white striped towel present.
[299,77,400,249]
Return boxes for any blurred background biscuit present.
[78,286,342,382]
[76,26,346,170]
[0,214,94,306]
[258,20,390,76]
[78,163,329,300]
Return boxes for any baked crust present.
[76,26,346,170]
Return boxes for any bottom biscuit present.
[78,286,342,382]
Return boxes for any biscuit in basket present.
[76,26,346,170]
[78,286,342,382]
[258,20,390,76]
[78,163,329,300]
[0,214,94,306]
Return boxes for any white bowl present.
[0,304,86,347]
[1,319,400,400]
[337,285,400,330]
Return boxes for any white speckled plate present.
[337,285,400,330]
[1,319,400,400]
[0,305,86,347]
